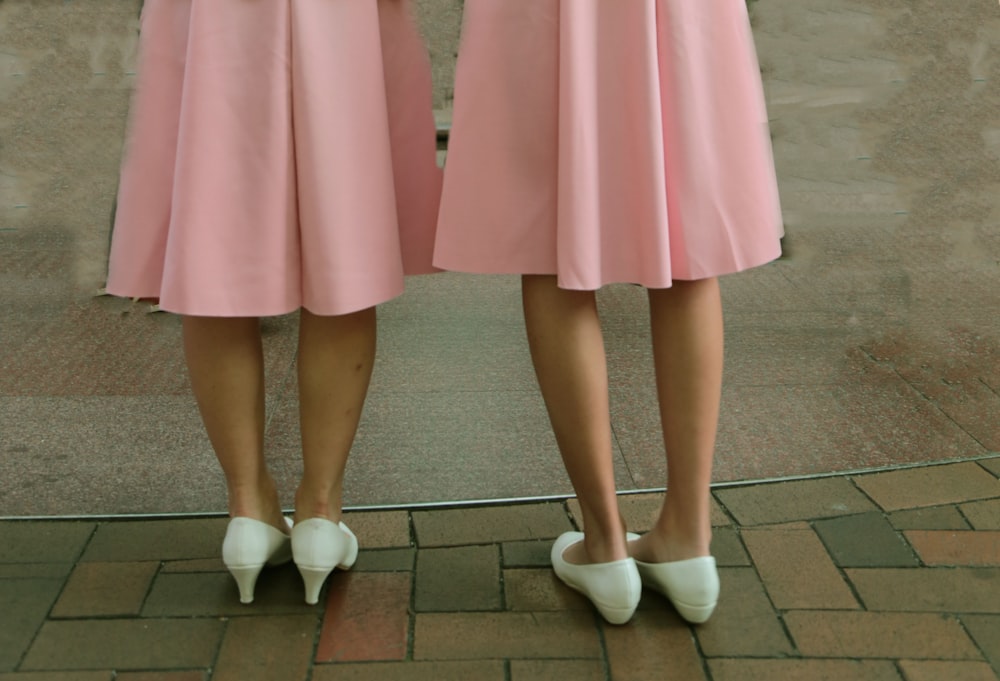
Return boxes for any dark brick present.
[501,541,551,568]
[814,512,918,567]
[0,522,95,563]
[694,568,794,657]
[353,548,415,572]
[414,545,500,612]
[213,615,315,681]
[412,504,570,547]
[0,579,64,671]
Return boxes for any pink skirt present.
[434,0,784,289]
[107,0,441,316]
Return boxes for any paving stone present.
[412,504,571,547]
[213,615,315,681]
[51,562,158,617]
[710,659,903,681]
[502,569,590,612]
[20,619,223,670]
[160,559,226,573]
[342,511,411,549]
[0,674,113,681]
[414,545,500,612]
[353,548,415,572]
[510,660,605,681]
[854,463,1000,512]
[311,661,506,681]
[0,522,95,563]
[115,673,207,681]
[0,579,64,671]
[709,659,903,681]
[142,566,317,616]
[316,572,410,663]
[714,477,877,526]
[897,660,998,681]
[605,608,707,681]
[413,612,601,660]
[847,568,1000,613]
[814,512,919,567]
[963,615,1000,674]
[80,519,229,562]
[979,458,1000,478]
[742,528,858,609]
[693,568,794,657]
[712,527,751,567]
[890,505,971,530]
[905,531,1000,566]
[0,564,73,579]
[962,499,1000,530]
[501,540,551,568]
[785,611,981,659]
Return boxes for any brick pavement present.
[1,458,998,680]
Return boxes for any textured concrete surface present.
[1,0,998,516]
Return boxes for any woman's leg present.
[293,307,377,523]
[631,278,723,563]
[522,275,627,564]
[183,316,286,532]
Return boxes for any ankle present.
[294,487,342,524]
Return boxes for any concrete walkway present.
[3,459,999,680]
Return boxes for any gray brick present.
[415,545,500,612]
[501,541,551,568]
[814,512,919,567]
[80,519,228,562]
[412,504,571,547]
[353,548,416,572]
[0,522,95,563]
[21,620,223,671]
[0,579,64,671]
[142,566,315,616]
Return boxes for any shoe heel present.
[298,565,334,605]
[227,564,264,605]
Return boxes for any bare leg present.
[182,316,285,532]
[522,275,626,564]
[631,278,723,563]
[293,307,377,523]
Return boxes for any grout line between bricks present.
[406,510,417,662]
[595,614,613,681]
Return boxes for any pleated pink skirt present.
[107,0,442,316]
[434,0,784,289]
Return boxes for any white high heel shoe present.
[222,517,293,604]
[291,518,359,605]
[550,532,641,625]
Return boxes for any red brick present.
[50,562,158,617]
[213,615,315,681]
[897,660,998,681]
[316,572,410,662]
[785,611,980,659]
[742,528,857,609]
[905,531,1000,566]
[694,568,794,657]
[847,568,1000,613]
[413,612,601,660]
[854,463,1000,512]
[709,659,903,681]
[503,569,590,612]
[312,661,505,681]
[605,609,707,681]
[341,511,411,549]
[510,660,605,681]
